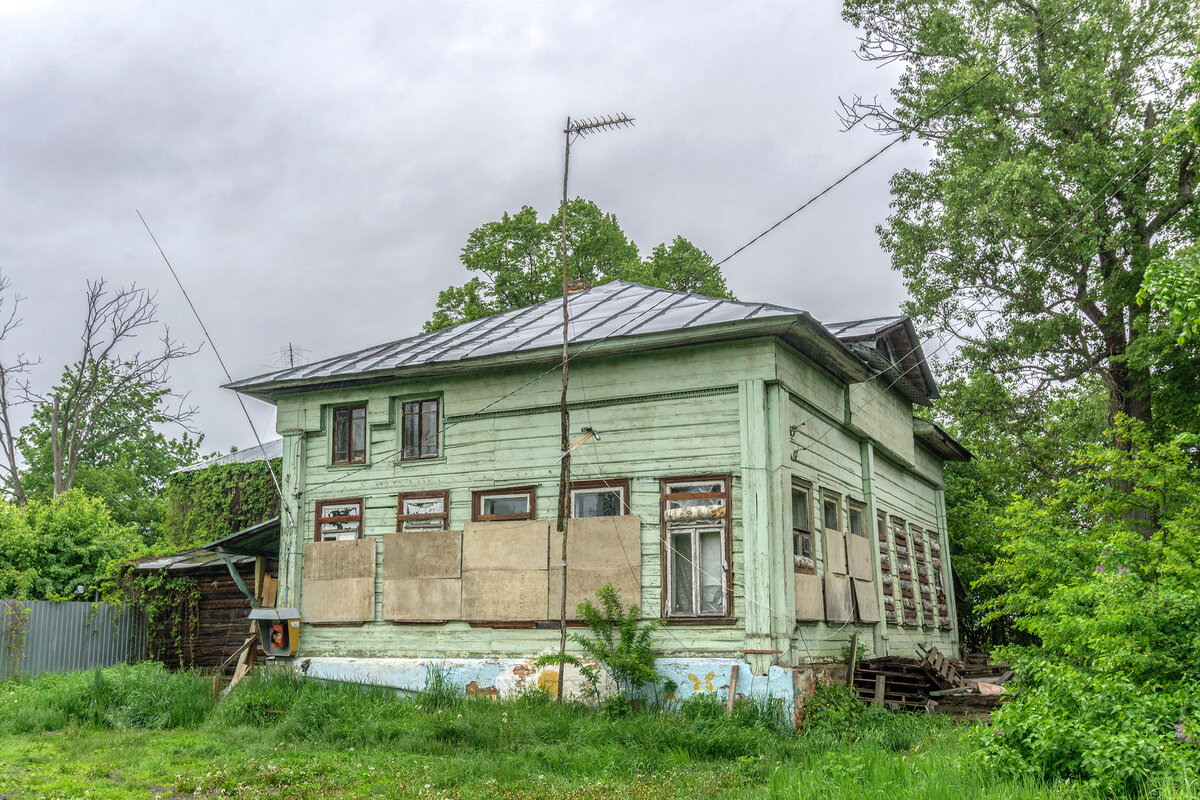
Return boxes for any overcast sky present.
[0,1,927,456]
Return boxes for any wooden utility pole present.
[554,113,634,702]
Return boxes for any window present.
[848,502,866,536]
[315,499,363,541]
[472,486,536,522]
[662,476,730,618]
[791,482,815,573]
[570,479,629,518]
[397,490,449,532]
[821,490,841,531]
[401,398,440,460]
[332,405,366,465]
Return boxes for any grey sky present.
[0,1,924,456]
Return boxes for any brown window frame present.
[569,478,631,518]
[472,485,536,522]
[791,480,815,575]
[660,474,733,622]
[315,497,364,541]
[396,489,450,532]
[331,404,367,465]
[401,397,441,460]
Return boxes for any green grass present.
[0,665,1194,799]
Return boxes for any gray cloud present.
[0,0,925,456]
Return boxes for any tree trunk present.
[51,393,63,495]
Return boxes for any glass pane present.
[333,408,348,462]
[402,407,419,459]
[404,498,444,516]
[699,530,724,614]
[877,513,887,537]
[670,533,694,615]
[667,482,722,494]
[823,499,839,530]
[320,520,359,541]
[482,494,529,516]
[351,415,366,462]
[791,488,810,531]
[573,489,622,518]
[422,399,438,415]
[322,502,360,519]
[848,508,864,536]
[420,409,438,456]
[403,519,444,532]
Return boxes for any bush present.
[979,658,1200,794]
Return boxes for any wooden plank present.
[823,574,853,623]
[873,675,885,707]
[726,664,739,716]
[301,539,376,623]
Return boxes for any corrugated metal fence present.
[0,600,148,679]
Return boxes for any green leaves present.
[423,200,733,332]
[1139,245,1200,345]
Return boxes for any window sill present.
[306,621,366,627]
[793,567,817,576]
[394,454,447,467]
[662,616,738,626]
[326,462,370,470]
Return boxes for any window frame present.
[790,480,815,575]
[569,478,631,518]
[331,404,367,466]
[396,489,450,532]
[401,397,441,461]
[314,497,364,542]
[821,488,842,532]
[847,500,867,536]
[471,485,537,522]
[659,474,733,622]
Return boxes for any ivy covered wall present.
[161,459,281,551]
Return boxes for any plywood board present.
[548,566,641,620]
[547,516,641,619]
[852,578,880,623]
[383,578,462,621]
[824,530,847,575]
[382,532,462,580]
[462,569,547,621]
[462,520,549,571]
[301,539,376,623]
[794,572,824,621]
[846,534,873,580]
[824,573,854,623]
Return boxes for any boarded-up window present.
[402,398,439,460]
[662,476,729,618]
[472,486,535,522]
[301,538,375,623]
[332,405,366,465]
[316,499,362,541]
[549,515,641,619]
[570,479,630,518]
[461,519,549,621]
[382,531,462,621]
[791,482,815,574]
[397,490,449,532]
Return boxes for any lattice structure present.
[913,528,935,628]
[892,520,918,626]
[876,512,897,623]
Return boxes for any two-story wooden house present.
[226,281,968,709]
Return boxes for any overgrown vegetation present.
[2,666,1195,799]
[160,457,281,551]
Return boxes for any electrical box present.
[248,607,301,657]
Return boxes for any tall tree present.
[0,272,34,505]
[842,0,1200,431]
[425,199,733,331]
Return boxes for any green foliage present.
[0,490,139,600]
[17,359,203,538]
[424,200,734,331]
[1139,245,1200,345]
[0,662,213,733]
[160,458,281,551]
[843,0,1200,427]
[534,584,670,703]
[979,658,1200,794]
[980,419,1200,682]
[114,568,200,669]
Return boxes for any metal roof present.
[225,281,812,394]
[132,549,257,571]
[825,316,908,341]
[204,517,281,557]
[174,439,283,473]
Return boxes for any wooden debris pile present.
[851,645,1011,719]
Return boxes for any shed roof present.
[174,439,283,474]
[224,281,875,399]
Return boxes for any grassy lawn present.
[0,664,1186,800]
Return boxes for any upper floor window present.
[821,489,841,531]
[791,482,815,573]
[316,499,363,541]
[332,405,366,465]
[848,501,866,536]
[662,476,729,618]
[472,485,536,522]
[397,490,449,532]
[402,398,440,460]
[570,479,629,518]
